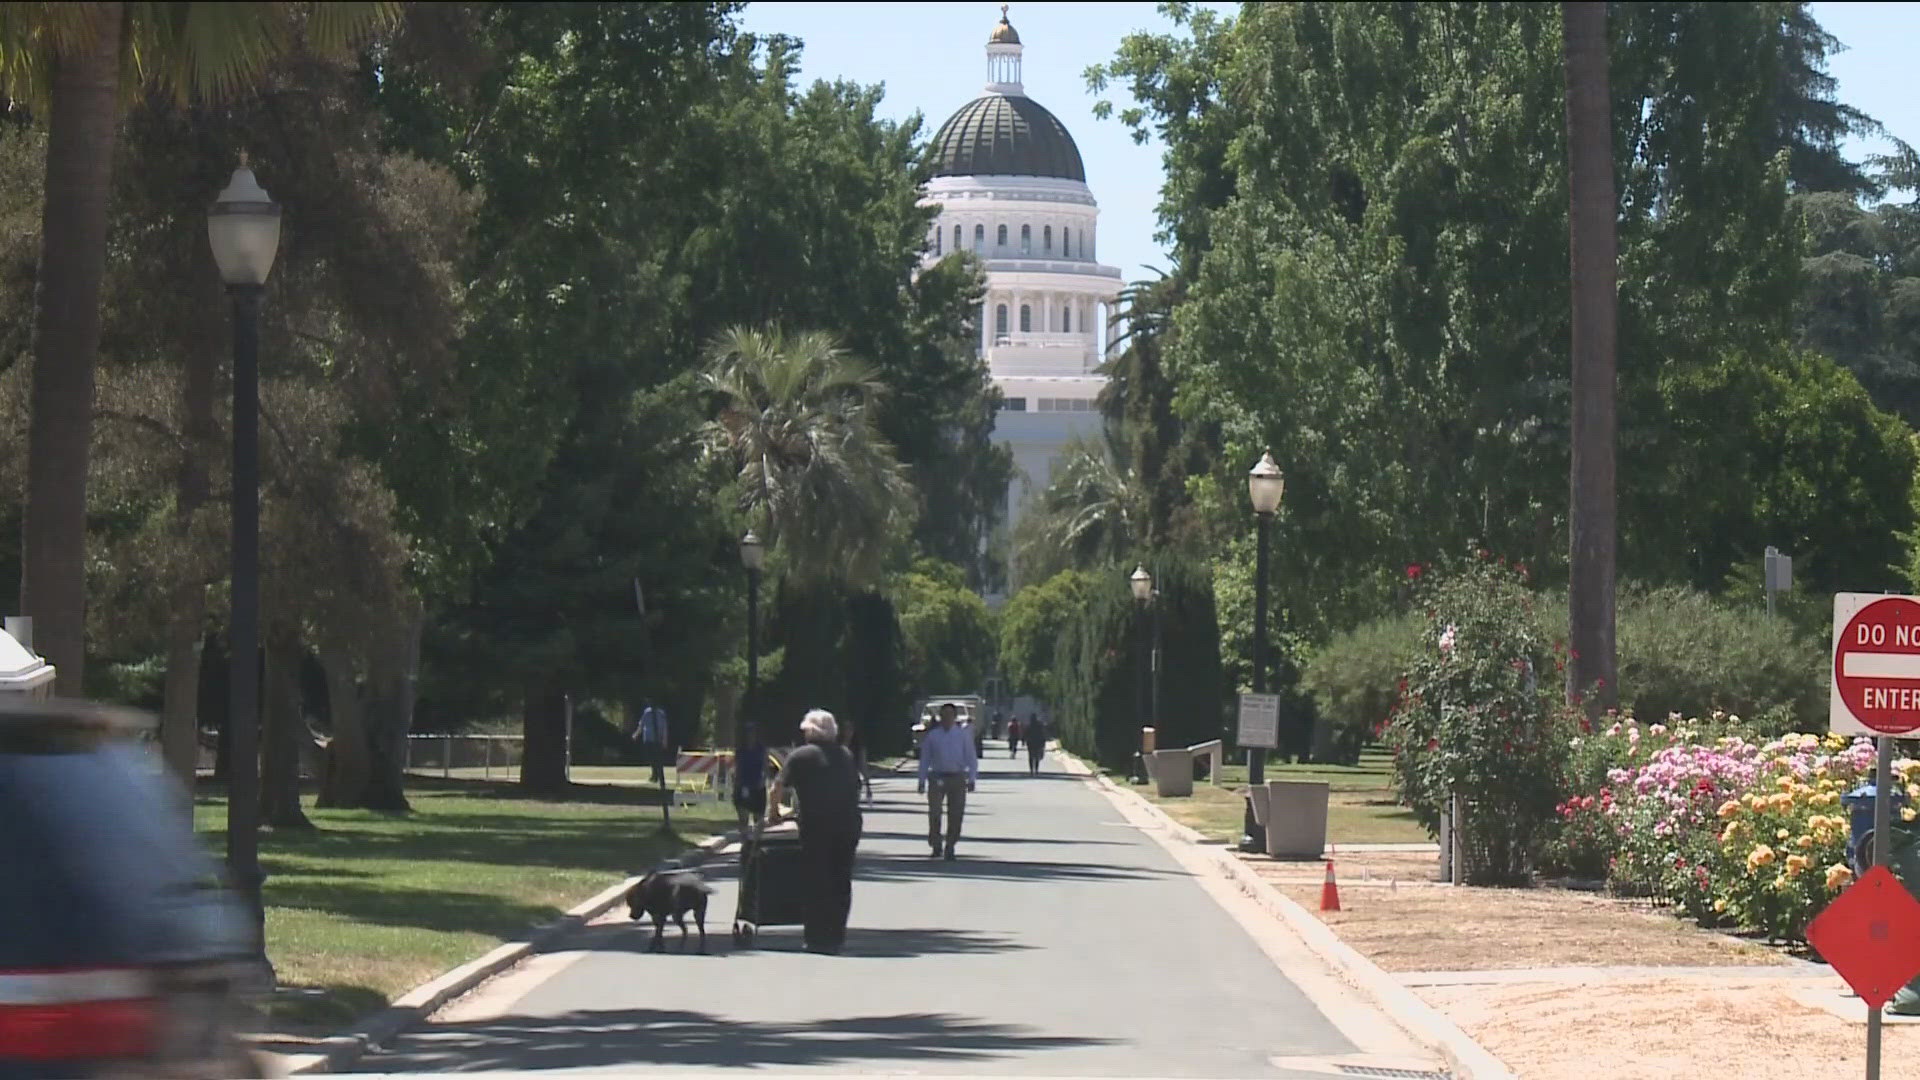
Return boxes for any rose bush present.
[1549,716,1920,942]
[1386,557,1573,885]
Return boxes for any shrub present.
[1385,558,1573,885]
[1052,556,1225,769]
[1301,612,1423,766]
[1535,586,1824,730]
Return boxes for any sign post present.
[1828,593,1920,1079]
[1237,692,1279,751]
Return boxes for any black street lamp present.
[1243,451,1285,852]
[207,162,281,972]
[740,530,764,741]
[1130,564,1158,740]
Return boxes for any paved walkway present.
[350,752,1428,1078]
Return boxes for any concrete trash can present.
[1149,748,1194,797]
[1263,780,1330,859]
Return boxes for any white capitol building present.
[919,6,1125,569]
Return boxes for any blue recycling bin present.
[1842,781,1911,875]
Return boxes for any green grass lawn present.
[194,776,732,1031]
[1129,747,1428,846]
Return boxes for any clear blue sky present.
[738,2,1919,284]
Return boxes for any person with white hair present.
[768,708,863,954]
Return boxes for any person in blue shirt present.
[635,699,669,785]
[917,703,979,860]
[733,721,769,844]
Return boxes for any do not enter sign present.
[1832,593,1920,736]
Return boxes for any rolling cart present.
[733,832,807,946]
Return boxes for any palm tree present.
[2,1,397,695]
[702,326,914,589]
[1562,1,1619,709]
[1012,432,1147,584]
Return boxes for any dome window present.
[1044,225,1052,254]
[997,224,1008,248]
[974,224,985,251]
[1021,224,1031,254]
[953,224,961,252]
[995,304,1009,336]
[1063,306,1071,333]
[1019,305,1032,333]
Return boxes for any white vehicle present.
[910,695,986,757]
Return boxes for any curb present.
[1054,749,1516,1080]
[274,827,741,1075]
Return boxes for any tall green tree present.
[2,1,396,696]
[1091,2,1912,656]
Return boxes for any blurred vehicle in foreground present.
[0,697,269,1079]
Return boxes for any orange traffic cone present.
[1320,858,1342,912]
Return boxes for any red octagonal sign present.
[1806,865,1920,1010]
[1832,594,1920,736]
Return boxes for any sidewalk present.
[1095,752,1920,1079]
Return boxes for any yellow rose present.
[1774,873,1795,892]
[1786,854,1811,874]
[1748,845,1777,870]
[1722,822,1744,844]
[1713,898,1728,913]
[1777,827,1792,841]
[1827,864,1855,891]
[1746,795,1766,810]
[1772,792,1795,810]
[1797,835,1815,850]
[1777,775,1796,791]
[1717,800,1741,819]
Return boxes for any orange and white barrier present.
[672,751,734,805]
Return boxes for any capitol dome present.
[919,6,1125,580]
[930,94,1086,182]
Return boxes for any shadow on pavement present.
[855,852,1173,884]
[355,1008,1110,1073]
[558,921,1030,960]
[853,829,1131,847]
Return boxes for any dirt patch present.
[1266,873,1785,971]
[1421,976,1920,1079]
[1246,849,1443,885]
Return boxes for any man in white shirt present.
[917,703,978,860]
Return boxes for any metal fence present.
[405,733,526,781]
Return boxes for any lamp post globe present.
[207,166,282,286]
[1130,564,1153,602]
[1248,451,1285,515]
[739,529,765,571]
[208,161,280,982]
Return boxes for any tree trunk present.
[161,259,223,785]
[314,645,369,809]
[260,626,314,830]
[21,5,124,697]
[359,602,422,812]
[1563,1,1619,711]
[521,683,570,795]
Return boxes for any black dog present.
[626,870,714,953]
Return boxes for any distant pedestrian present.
[1025,713,1047,776]
[733,721,769,845]
[635,699,670,785]
[918,702,978,859]
[1008,716,1022,758]
[768,709,863,954]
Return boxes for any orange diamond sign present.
[1806,865,1920,1010]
